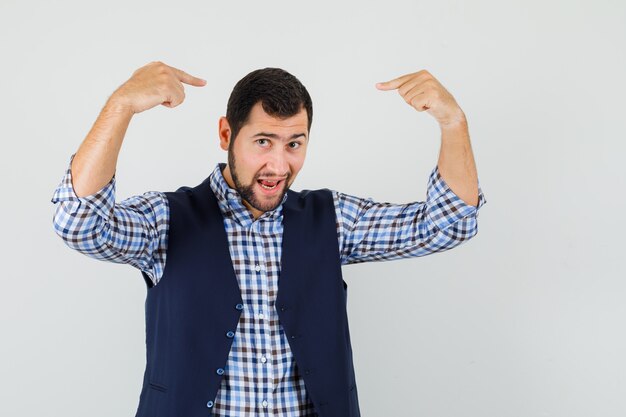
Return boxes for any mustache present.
[254,171,291,181]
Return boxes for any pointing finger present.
[375,73,415,91]
[171,67,207,87]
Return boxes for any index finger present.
[375,73,415,91]
[171,66,207,87]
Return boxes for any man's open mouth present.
[257,179,282,190]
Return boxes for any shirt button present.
[255,264,261,272]
[226,331,235,338]
[258,313,265,320]
[216,368,225,375]
[261,356,267,363]
[262,400,268,408]
[206,400,214,408]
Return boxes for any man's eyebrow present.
[252,132,307,140]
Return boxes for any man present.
[51,61,486,417]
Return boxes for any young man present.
[51,61,486,417]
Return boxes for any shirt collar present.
[208,163,288,222]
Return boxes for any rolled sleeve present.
[51,152,116,219]
[425,165,486,232]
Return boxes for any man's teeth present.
[259,180,279,190]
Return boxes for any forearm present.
[71,97,134,197]
[437,116,479,207]
[375,70,480,207]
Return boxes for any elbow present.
[51,206,70,243]
[51,203,107,253]
[52,211,82,250]
[440,217,479,247]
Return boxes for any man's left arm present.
[335,70,486,265]
[376,70,479,207]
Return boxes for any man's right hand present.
[66,61,205,197]
[109,61,207,114]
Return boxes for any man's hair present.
[226,68,313,143]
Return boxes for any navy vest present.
[134,174,361,417]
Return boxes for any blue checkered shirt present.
[51,153,486,416]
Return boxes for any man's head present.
[218,68,313,218]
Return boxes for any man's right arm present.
[51,61,206,285]
[51,153,169,285]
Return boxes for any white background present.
[1,0,625,416]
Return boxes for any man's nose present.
[266,149,289,176]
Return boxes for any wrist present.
[439,111,468,131]
[105,93,136,116]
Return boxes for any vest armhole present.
[141,270,155,289]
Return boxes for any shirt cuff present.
[50,152,116,219]
[425,165,487,231]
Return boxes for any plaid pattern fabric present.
[335,168,486,265]
[50,154,168,284]
[51,153,486,416]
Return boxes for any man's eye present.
[257,139,269,146]
[288,142,301,149]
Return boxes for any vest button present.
[235,303,244,310]
[226,331,235,338]
[206,400,214,408]
[216,368,225,375]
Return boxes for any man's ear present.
[218,116,231,151]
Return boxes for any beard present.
[228,150,292,213]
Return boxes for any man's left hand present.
[376,70,466,127]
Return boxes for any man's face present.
[219,101,309,218]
